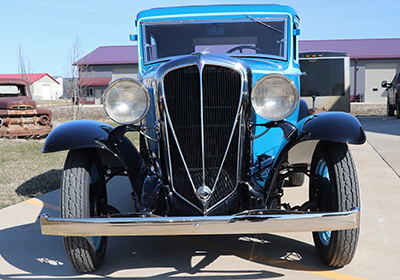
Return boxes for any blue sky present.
[1,0,399,77]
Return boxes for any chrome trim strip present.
[164,112,203,212]
[40,208,360,237]
[211,93,242,191]
[205,63,248,213]
[199,57,206,189]
[162,85,198,195]
[237,108,244,185]
[206,106,242,211]
[141,17,289,65]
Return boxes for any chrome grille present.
[164,64,242,211]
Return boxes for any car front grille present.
[163,64,242,211]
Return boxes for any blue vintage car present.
[40,4,366,273]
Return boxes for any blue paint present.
[315,159,332,246]
[136,5,302,168]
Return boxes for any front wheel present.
[309,141,360,267]
[61,149,108,273]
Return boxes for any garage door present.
[365,63,398,102]
[42,84,51,100]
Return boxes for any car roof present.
[136,4,298,22]
[0,78,29,87]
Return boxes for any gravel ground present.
[350,102,386,116]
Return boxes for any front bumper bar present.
[40,208,360,236]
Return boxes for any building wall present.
[82,86,105,105]
[350,59,400,103]
[83,64,138,80]
[56,77,63,98]
[112,66,138,80]
[30,76,59,100]
[82,65,113,79]
[80,64,138,104]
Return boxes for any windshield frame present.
[0,84,26,97]
[141,17,288,66]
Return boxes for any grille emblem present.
[196,185,212,202]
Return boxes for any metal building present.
[300,38,400,103]
[75,46,138,104]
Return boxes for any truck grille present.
[164,64,242,210]
[11,105,33,109]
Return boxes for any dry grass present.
[0,138,67,209]
[0,107,139,210]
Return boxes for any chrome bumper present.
[40,208,360,236]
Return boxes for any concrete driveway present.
[0,115,399,279]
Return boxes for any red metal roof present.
[0,73,59,84]
[76,45,138,66]
[299,38,400,59]
[77,77,112,87]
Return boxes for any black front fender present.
[299,112,366,144]
[267,112,366,188]
[42,120,146,198]
[42,120,113,153]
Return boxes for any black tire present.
[288,172,305,186]
[396,99,400,119]
[61,149,107,273]
[309,141,360,267]
[387,98,395,116]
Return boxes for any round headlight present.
[252,74,299,121]
[104,78,150,124]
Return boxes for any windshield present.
[0,85,26,96]
[142,17,288,64]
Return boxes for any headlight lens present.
[104,78,150,124]
[252,74,299,121]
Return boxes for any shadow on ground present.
[357,115,400,136]
[0,214,337,279]
[15,169,61,198]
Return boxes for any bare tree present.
[63,36,92,120]
[17,44,35,93]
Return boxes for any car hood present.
[142,54,290,78]
[0,96,37,109]
[241,58,287,75]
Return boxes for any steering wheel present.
[226,45,266,54]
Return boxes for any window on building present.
[87,88,94,97]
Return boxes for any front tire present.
[396,98,400,119]
[288,172,305,186]
[310,141,360,267]
[61,149,107,273]
[387,97,395,116]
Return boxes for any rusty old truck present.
[0,78,52,138]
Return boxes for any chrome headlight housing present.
[252,74,299,121]
[104,78,150,124]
